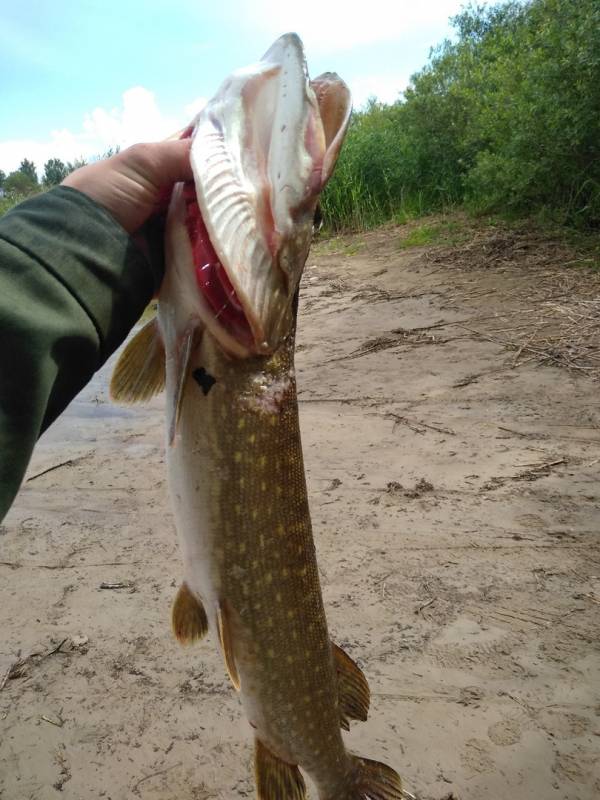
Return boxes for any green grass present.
[312,236,366,256]
[397,220,471,249]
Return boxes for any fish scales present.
[173,330,349,789]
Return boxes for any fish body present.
[171,330,352,796]
[112,34,402,800]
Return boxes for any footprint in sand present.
[537,710,591,740]
[487,718,523,746]
[460,738,495,776]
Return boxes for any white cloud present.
[81,87,180,146]
[0,69,406,179]
[0,87,191,178]
[232,0,461,51]
[0,134,82,181]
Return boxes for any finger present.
[149,138,194,187]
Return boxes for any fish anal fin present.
[254,738,307,800]
[110,316,165,403]
[332,642,370,727]
[325,756,403,800]
[171,582,208,644]
[217,601,240,691]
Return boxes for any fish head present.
[165,33,351,358]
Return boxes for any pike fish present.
[111,33,402,800]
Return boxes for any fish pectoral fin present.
[254,738,307,800]
[172,583,209,644]
[110,316,165,403]
[217,601,240,691]
[167,327,197,445]
[332,642,370,728]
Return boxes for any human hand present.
[62,139,193,234]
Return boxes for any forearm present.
[0,186,161,521]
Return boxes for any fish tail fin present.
[322,755,403,800]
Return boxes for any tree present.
[43,158,69,187]
[4,170,38,196]
[66,157,87,174]
[100,145,120,159]
[18,159,38,185]
[0,170,5,189]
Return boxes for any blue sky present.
[0,0,470,176]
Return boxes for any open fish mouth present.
[177,32,351,357]
[181,181,256,352]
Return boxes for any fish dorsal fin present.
[172,583,208,644]
[217,601,240,691]
[332,642,370,729]
[254,737,307,800]
[110,316,165,403]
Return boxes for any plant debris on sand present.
[1,215,599,799]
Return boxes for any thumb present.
[148,138,194,187]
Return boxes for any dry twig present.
[26,453,91,482]
[0,638,68,690]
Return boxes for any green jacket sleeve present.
[0,186,162,522]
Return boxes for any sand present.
[1,220,599,799]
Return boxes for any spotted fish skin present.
[171,326,361,794]
[112,198,404,800]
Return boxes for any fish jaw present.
[159,36,351,437]
[183,33,351,357]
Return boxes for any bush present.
[323,0,600,230]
